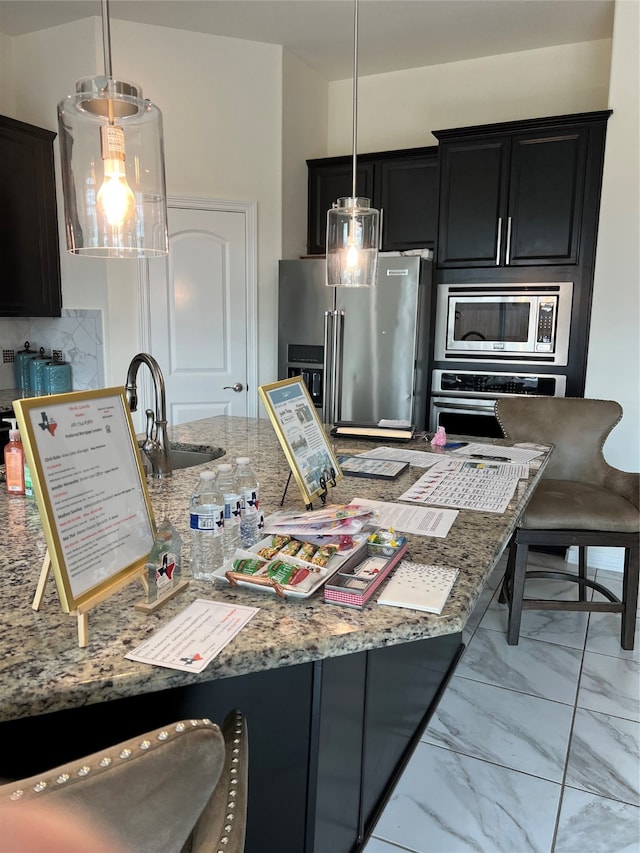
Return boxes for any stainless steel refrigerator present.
[278,255,433,428]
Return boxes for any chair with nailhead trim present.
[0,710,247,853]
[495,397,639,649]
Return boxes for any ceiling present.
[0,0,615,81]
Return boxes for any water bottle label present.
[224,493,242,527]
[190,508,224,535]
[241,487,259,515]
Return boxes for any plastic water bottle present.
[217,462,242,560]
[189,470,225,580]
[235,457,261,548]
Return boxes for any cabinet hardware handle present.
[506,216,512,265]
[322,311,333,424]
[379,207,384,250]
[496,217,502,265]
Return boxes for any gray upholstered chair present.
[0,711,247,853]
[495,397,639,649]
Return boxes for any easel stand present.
[279,467,338,511]
[33,550,147,648]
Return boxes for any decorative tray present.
[324,539,408,609]
[212,533,368,599]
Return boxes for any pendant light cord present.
[351,0,358,200]
[101,0,113,78]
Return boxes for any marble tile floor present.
[363,551,640,853]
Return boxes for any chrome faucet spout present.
[125,353,172,478]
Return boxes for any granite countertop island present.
[0,415,548,853]
[2,415,542,723]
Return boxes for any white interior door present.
[145,199,257,425]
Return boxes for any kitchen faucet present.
[125,353,172,478]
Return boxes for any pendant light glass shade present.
[326,0,379,287]
[58,77,168,258]
[57,2,168,258]
[326,197,379,287]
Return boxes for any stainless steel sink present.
[138,445,224,472]
[168,447,225,469]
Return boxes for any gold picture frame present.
[13,388,155,620]
[258,376,342,507]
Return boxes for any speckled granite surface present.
[0,416,548,723]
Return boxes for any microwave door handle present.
[505,216,512,265]
[495,217,502,265]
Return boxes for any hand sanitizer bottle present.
[4,418,25,496]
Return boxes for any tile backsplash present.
[0,309,104,391]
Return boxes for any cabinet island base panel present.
[0,416,550,853]
[0,634,462,853]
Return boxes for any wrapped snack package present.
[257,545,280,560]
[297,542,317,562]
[311,543,339,567]
[271,534,292,549]
[232,557,266,576]
[266,560,316,592]
[280,539,303,556]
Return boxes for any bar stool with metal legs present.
[495,397,639,650]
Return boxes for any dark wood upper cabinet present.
[435,137,508,267]
[307,159,374,255]
[433,112,608,270]
[376,153,439,252]
[307,147,438,255]
[0,114,62,317]
[507,129,587,265]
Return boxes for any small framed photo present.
[13,387,155,613]
[258,376,342,507]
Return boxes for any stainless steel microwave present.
[434,282,573,366]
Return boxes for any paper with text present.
[125,599,259,672]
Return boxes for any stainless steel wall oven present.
[430,280,572,437]
[430,370,567,438]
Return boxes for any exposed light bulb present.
[96,123,136,228]
[97,157,136,227]
[345,214,360,269]
[346,242,359,270]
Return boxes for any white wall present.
[282,51,329,259]
[0,32,14,116]
[327,40,612,154]
[586,0,640,472]
[9,18,283,390]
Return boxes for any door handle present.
[224,382,244,392]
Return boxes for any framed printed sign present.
[14,388,155,619]
[258,376,342,507]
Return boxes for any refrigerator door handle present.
[334,310,345,423]
[322,310,334,424]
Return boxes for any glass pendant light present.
[57,0,168,258]
[326,0,379,287]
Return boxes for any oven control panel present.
[432,370,566,397]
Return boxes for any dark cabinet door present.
[0,115,62,317]
[378,153,439,251]
[307,160,374,255]
[436,137,509,267]
[507,128,588,265]
[436,123,590,270]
